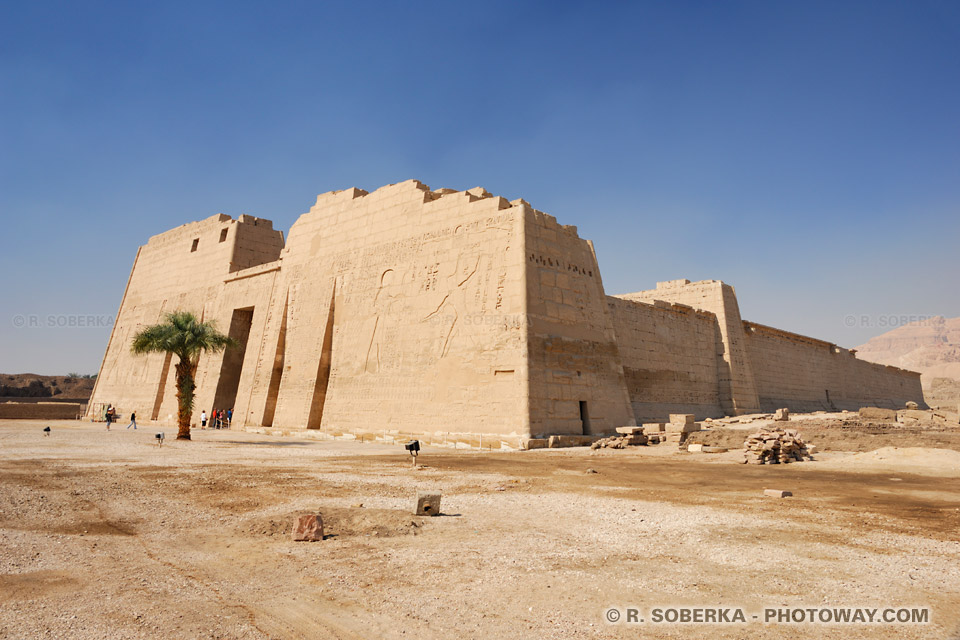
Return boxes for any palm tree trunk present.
[174,360,195,440]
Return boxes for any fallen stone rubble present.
[591,431,648,449]
[743,428,814,465]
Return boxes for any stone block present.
[547,435,598,448]
[616,426,644,435]
[523,438,548,450]
[664,421,701,434]
[687,443,703,452]
[897,409,942,427]
[774,408,789,421]
[763,490,792,498]
[669,414,695,426]
[292,514,324,541]
[642,423,665,433]
[858,407,897,421]
[416,492,441,516]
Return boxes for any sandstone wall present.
[523,207,634,436]
[617,279,761,415]
[0,402,83,420]
[743,322,925,411]
[236,182,531,436]
[607,297,723,421]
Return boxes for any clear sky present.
[1,0,958,375]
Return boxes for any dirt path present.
[1,420,958,639]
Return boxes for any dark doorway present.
[212,307,254,413]
[579,400,591,435]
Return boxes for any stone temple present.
[88,180,924,442]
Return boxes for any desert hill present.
[0,373,96,402]
[856,316,960,408]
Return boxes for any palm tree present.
[131,311,237,440]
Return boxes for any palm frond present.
[131,311,238,361]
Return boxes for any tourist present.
[105,405,115,430]
[126,411,137,430]
[200,409,207,429]
[226,408,232,428]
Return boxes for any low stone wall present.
[0,402,84,420]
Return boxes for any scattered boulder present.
[416,492,441,517]
[774,408,790,421]
[292,514,324,541]
[905,401,919,410]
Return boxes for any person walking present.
[105,405,115,430]
[126,411,137,430]
[200,410,207,429]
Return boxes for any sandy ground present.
[1,419,959,640]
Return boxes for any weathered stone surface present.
[859,407,898,421]
[687,443,704,452]
[292,514,324,541]
[416,493,441,516]
[669,414,695,426]
[905,401,919,410]
[774,408,789,421]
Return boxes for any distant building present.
[88,180,924,440]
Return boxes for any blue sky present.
[1,0,958,374]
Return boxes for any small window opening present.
[219,229,228,243]
[191,238,199,252]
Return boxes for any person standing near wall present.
[200,409,207,429]
[226,408,232,429]
[105,405,115,430]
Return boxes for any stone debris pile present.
[591,427,648,449]
[742,428,814,464]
